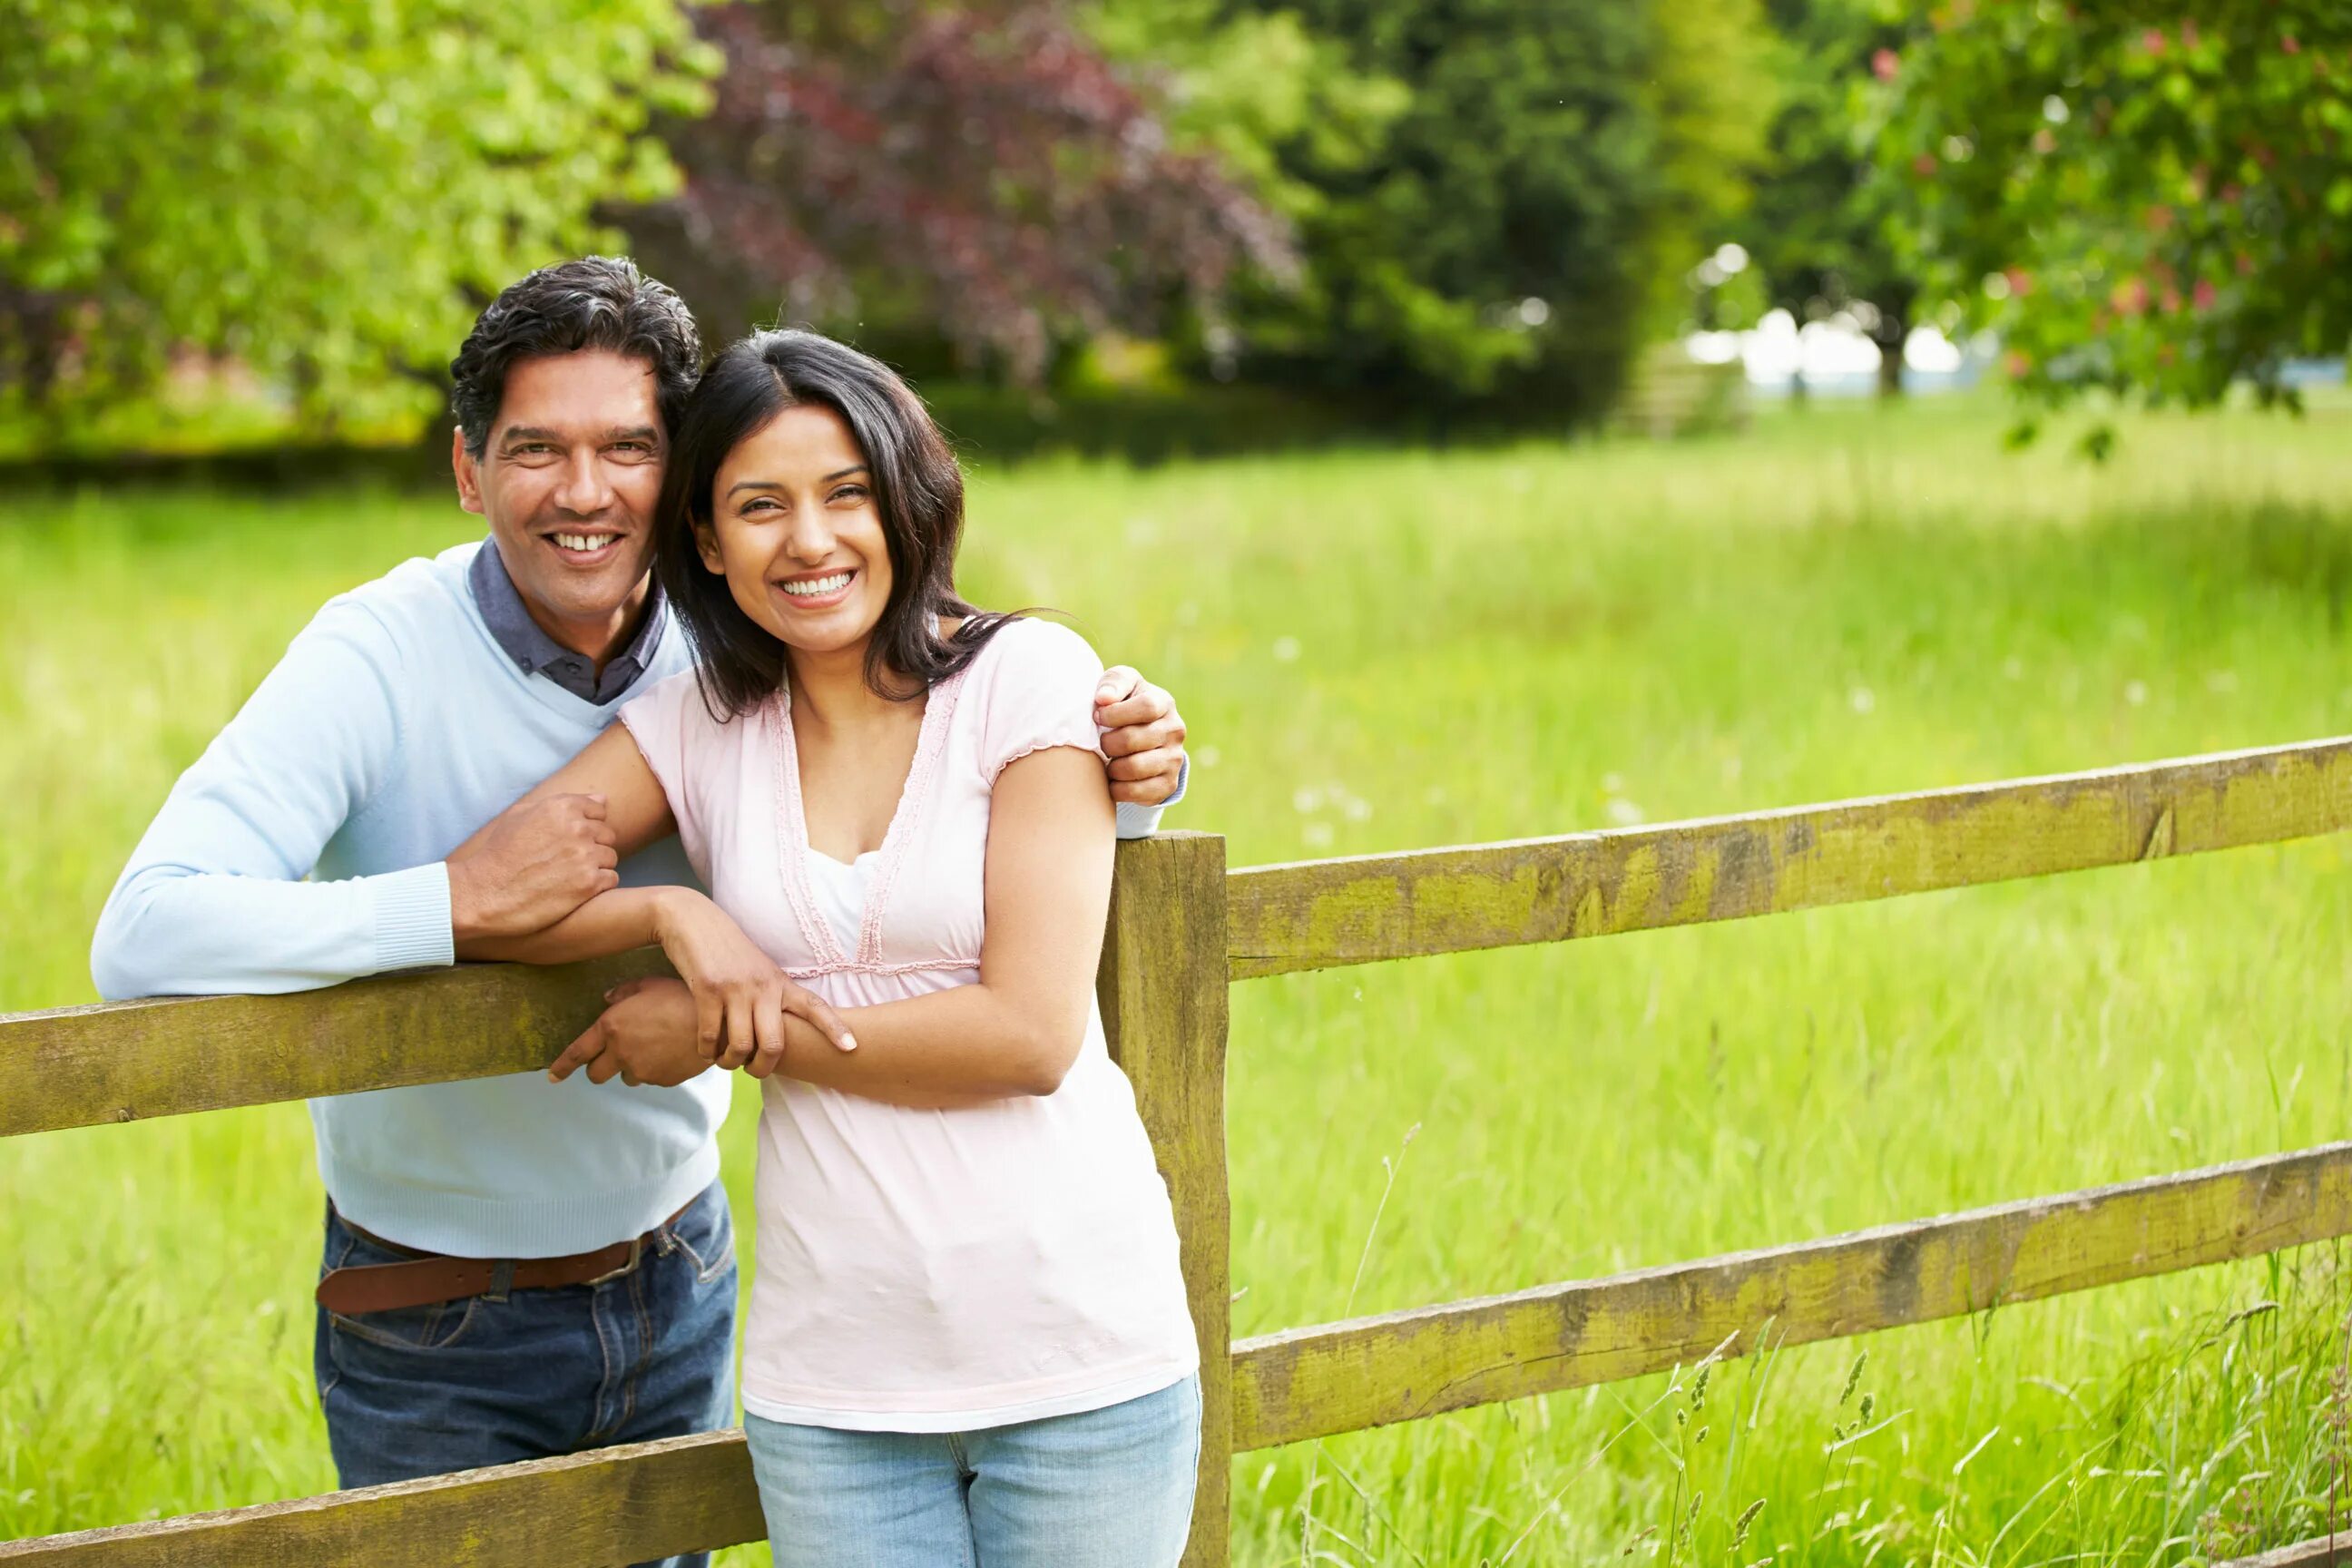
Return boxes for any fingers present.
[746,990,787,1080]
[1093,666,1142,709]
[604,977,654,1005]
[1101,712,1185,759]
[695,989,725,1063]
[781,983,858,1054]
[585,1048,627,1085]
[547,1019,609,1083]
[1095,686,1176,738]
[717,994,757,1071]
[571,793,609,820]
[1107,744,1186,784]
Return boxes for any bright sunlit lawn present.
[5,391,2352,1563]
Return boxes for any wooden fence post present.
[1100,832,1231,1568]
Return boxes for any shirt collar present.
[466,536,667,705]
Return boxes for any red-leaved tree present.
[629,0,1291,383]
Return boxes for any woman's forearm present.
[779,984,1084,1102]
[456,887,671,965]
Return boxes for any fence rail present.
[6,740,2351,1565]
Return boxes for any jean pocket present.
[666,1189,737,1286]
[328,1294,481,1353]
[321,1208,483,1351]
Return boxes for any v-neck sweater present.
[90,542,724,1257]
[620,619,1197,1430]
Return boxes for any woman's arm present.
[459,724,857,1054]
[548,744,1114,1100]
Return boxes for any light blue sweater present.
[91,540,1171,1258]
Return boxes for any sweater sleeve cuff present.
[1112,760,1187,841]
[373,861,456,974]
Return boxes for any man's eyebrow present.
[495,425,662,446]
[727,465,868,495]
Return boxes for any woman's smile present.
[773,567,858,610]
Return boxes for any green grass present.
[6,393,2352,1563]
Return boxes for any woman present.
[457,330,1200,1566]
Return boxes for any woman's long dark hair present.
[654,329,1014,719]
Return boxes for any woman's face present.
[698,403,895,662]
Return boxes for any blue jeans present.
[743,1375,1201,1568]
[315,1181,738,1568]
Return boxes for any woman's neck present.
[784,639,906,728]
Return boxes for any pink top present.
[620,620,1197,1430]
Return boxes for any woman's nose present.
[782,510,836,562]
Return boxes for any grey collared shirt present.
[467,537,669,705]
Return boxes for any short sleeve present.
[975,619,1110,785]
[618,670,714,876]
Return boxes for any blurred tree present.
[1738,0,1921,397]
[1113,0,1775,418]
[0,0,713,428]
[1882,0,2352,427]
[629,0,1292,386]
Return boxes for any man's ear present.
[453,427,485,515]
[692,518,725,575]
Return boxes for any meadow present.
[5,393,2352,1564]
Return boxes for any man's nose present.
[554,449,615,515]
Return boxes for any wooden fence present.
[5,737,2352,1564]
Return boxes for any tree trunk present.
[1876,338,1906,397]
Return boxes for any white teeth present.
[552,533,612,552]
[782,572,853,598]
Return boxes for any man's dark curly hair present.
[448,257,702,457]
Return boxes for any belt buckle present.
[583,1236,645,1287]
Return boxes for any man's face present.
[454,348,666,643]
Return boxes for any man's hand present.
[1094,666,1188,808]
[448,793,619,943]
[548,977,710,1087]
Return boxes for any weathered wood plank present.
[1227,737,2352,978]
[1100,833,1234,1568]
[0,951,672,1138]
[2220,1532,2352,1567]
[0,1429,763,1566]
[1230,1142,2352,1451]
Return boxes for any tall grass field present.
[5,396,2352,1564]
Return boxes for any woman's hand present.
[651,888,857,1074]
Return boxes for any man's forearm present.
[92,861,452,999]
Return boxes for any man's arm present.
[90,600,439,998]
[90,599,611,999]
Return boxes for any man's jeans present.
[314,1181,738,1568]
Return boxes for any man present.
[89,257,1189,1567]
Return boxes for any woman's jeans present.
[744,1374,1202,1568]
[314,1182,738,1568]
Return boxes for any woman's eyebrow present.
[728,465,869,495]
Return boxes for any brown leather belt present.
[315,1205,691,1318]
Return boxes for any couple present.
[89,258,1201,1568]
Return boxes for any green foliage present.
[1100,0,1776,416]
[0,0,715,429]
[1882,0,2352,419]
[1737,0,1923,369]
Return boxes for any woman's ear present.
[692,518,725,575]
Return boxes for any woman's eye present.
[830,485,867,503]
